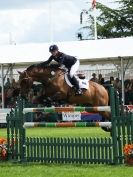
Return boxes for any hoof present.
[101,126,111,132]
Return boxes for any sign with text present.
[124,105,133,113]
[62,112,81,121]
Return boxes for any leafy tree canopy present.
[77,0,133,39]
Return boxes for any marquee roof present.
[0,37,132,65]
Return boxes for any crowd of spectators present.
[0,74,133,110]
[0,78,20,108]
[90,73,133,105]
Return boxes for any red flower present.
[124,144,133,156]
[0,145,8,160]
[0,138,7,145]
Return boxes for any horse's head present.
[18,71,33,98]
[18,71,26,80]
[17,64,64,98]
[29,63,64,83]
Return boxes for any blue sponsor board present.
[81,113,102,121]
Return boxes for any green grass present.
[0,127,132,177]
[0,163,133,177]
[26,127,110,138]
[1,128,7,138]
[1,127,110,138]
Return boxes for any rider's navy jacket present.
[44,52,77,68]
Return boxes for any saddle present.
[77,73,86,79]
[65,73,89,90]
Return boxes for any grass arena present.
[1,128,133,177]
[1,86,131,166]
[0,87,133,177]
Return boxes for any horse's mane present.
[27,63,60,71]
[27,64,36,71]
[48,64,60,69]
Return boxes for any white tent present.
[0,37,132,64]
[0,37,133,107]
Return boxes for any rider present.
[42,44,82,95]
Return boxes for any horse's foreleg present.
[48,91,67,101]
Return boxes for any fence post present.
[115,90,123,163]
[17,97,26,162]
[109,86,119,164]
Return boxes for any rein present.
[20,70,33,84]
[49,70,66,81]
[25,70,32,79]
[20,67,67,85]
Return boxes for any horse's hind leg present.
[97,88,111,132]
[100,111,111,132]
[101,111,110,121]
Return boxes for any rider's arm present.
[60,53,77,65]
[59,53,66,65]
[41,56,53,66]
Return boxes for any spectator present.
[98,74,102,82]
[98,74,104,85]
[113,78,121,92]
[5,86,13,107]
[4,78,11,89]
[90,73,98,83]
[124,79,130,88]
[11,78,18,89]
[128,80,133,104]
[110,76,114,85]
[100,78,105,85]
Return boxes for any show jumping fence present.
[23,106,111,113]
[6,85,133,164]
[0,108,11,127]
[23,121,112,128]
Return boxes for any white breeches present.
[69,60,80,78]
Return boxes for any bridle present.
[43,66,67,83]
[20,67,67,86]
[20,70,33,83]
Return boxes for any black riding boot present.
[70,76,82,95]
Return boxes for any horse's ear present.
[17,71,22,75]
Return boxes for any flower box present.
[124,144,133,165]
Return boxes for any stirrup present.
[75,89,83,95]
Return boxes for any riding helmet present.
[49,45,59,52]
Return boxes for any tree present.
[116,0,133,36]
[77,0,133,40]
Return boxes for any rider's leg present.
[71,76,79,88]
[70,76,82,95]
[69,60,82,95]
[69,60,79,77]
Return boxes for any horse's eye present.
[51,71,55,76]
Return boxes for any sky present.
[0,0,117,45]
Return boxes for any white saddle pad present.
[65,74,89,90]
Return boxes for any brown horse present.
[18,64,110,121]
